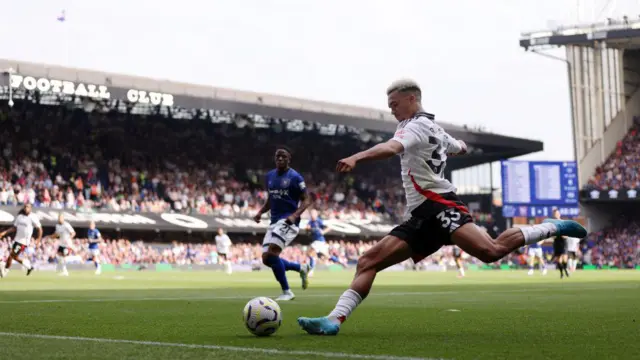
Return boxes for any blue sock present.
[281,258,301,272]
[266,255,290,291]
[309,256,316,269]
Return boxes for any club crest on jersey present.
[280,178,290,187]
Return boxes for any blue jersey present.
[266,168,306,225]
[88,228,101,249]
[308,218,326,242]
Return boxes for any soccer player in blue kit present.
[87,221,103,275]
[253,147,312,301]
[306,209,347,277]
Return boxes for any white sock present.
[21,258,32,270]
[328,289,363,324]
[520,223,557,245]
[459,267,465,276]
[61,257,68,273]
[225,261,232,273]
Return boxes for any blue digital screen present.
[501,161,579,217]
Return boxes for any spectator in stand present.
[585,117,640,192]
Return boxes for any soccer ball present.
[243,297,282,336]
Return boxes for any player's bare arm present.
[0,226,16,238]
[287,192,311,224]
[336,140,404,173]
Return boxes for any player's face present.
[89,222,95,229]
[217,228,224,235]
[553,210,561,219]
[274,149,290,170]
[388,91,418,121]
[58,214,64,223]
[24,204,31,215]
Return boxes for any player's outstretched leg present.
[262,244,309,301]
[452,219,586,265]
[298,235,411,335]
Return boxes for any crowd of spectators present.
[584,117,640,191]
[582,214,640,269]
[2,220,636,270]
[0,100,404,222]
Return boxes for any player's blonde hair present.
[386,79,421,102]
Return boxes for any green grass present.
[0,269,639,360]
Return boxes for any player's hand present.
[336,156,357,173]
[457,140,468,155]
[253,213,262,223]
[285,215,296,225]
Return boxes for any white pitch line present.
[0,284,637,304]
[0,332,444,360]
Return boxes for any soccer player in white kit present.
[297,79,588,335]
[215,228,233,274]
[0,204,42,277]
[566,237,581,272]
[50,213,76,276]
[526,241,548,276]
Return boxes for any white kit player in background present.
[215,228,233,274]
[526,240,548,276]
[297,79,587,336]
[0,204,42,277]
[50,213,76,276]
[566,237,581,272]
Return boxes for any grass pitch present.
[0,269,638,360]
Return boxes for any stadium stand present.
[0,101,404,222]
[583,116,640,191]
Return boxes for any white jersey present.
[566,237,580,252]
[13,213,42,246]
[391,112,463,216]
[55,221,75,248]
[215,234,232,254]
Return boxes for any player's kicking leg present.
[450,220,585,269]
[298,217,586,336]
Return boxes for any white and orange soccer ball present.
[243,297,282,336]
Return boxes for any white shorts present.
[311,240,329,255]
[528,248,543,258]
[262,219,299,250]
[89,248,100,257]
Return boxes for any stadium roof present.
[520,17,640,50]
[0,58,542,170]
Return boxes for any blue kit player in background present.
[253,146,312,301]
[87,221,103,275]
[306,209,347,277]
